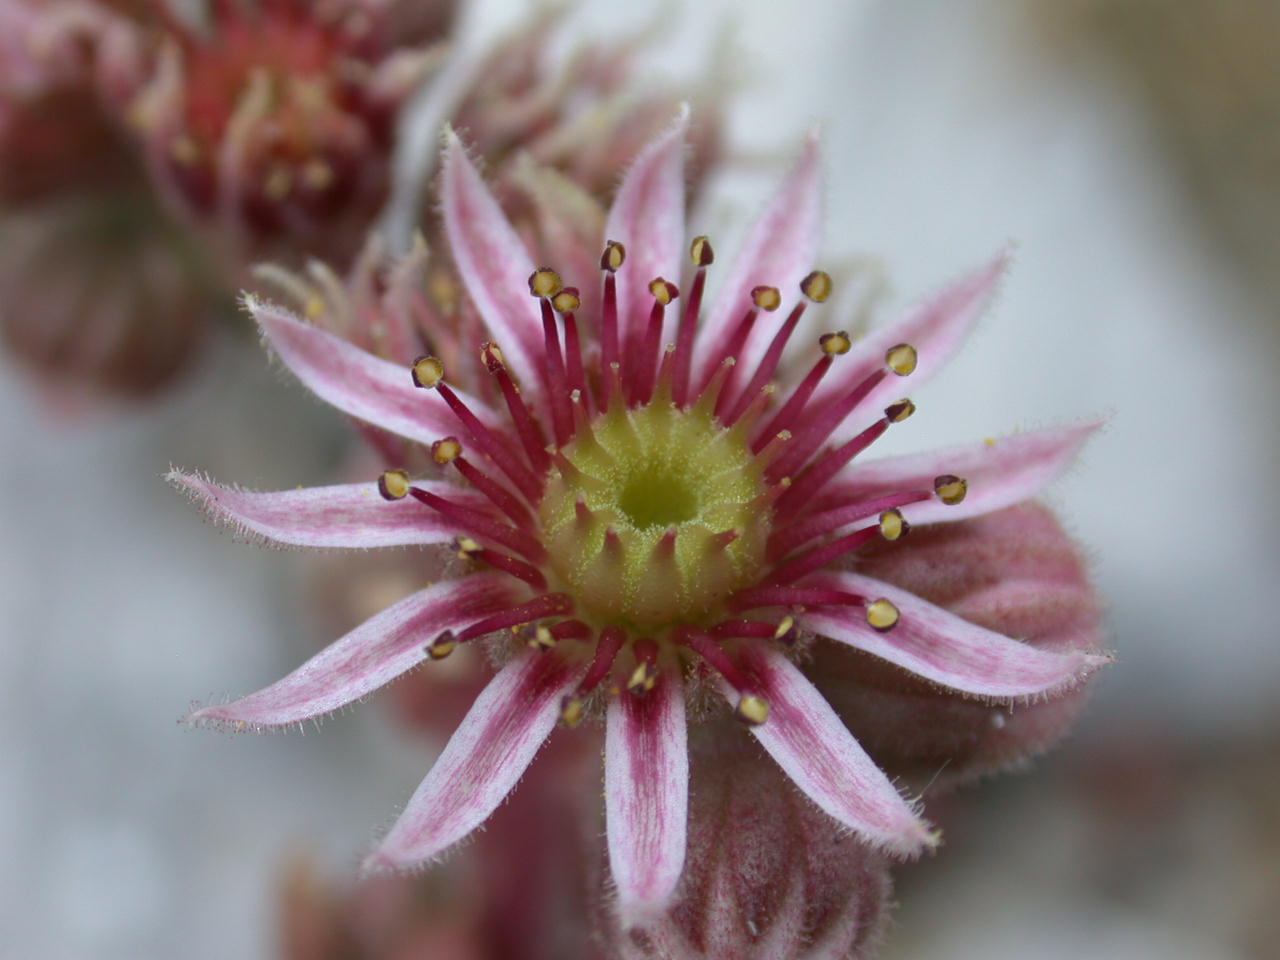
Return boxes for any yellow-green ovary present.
[539,400,770,630]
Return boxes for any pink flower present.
[174,112,1107,922]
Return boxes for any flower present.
[173,112,1107,922]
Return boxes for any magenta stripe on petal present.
[168,471,482,548]
[249,297,500,443]
[821,422,1102,527]
[800,571,1109,697]
[441,130,547,398]
[605,664,688,921]
[811,252,1008,439]
[365,649,585,870]
[603,107,688,352]
[187,574,519,729]
[693,131,822,383]
[727,645,933,856]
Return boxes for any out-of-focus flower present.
[126,0,454,266]
[173,113,1106,925]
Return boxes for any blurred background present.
[2,0,1277,957]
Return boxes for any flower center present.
[538,399,770,631]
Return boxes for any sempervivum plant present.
[173,111,1107,924]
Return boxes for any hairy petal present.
[801,570,1107,697]
[817,421,1102,528]
[693,132,822,381]
[440,130,546,397]
[366,649,585,870]
[606,665,688,922]
[187,574,518,729]
[725,646,932,856]
[604,107,688,350]
[249,296,499,443]
[168,472,482,548]
[813,252,1008,437]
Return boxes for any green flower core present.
[539,399,770,631]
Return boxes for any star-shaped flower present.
[173,110,1107,922]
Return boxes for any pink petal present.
[440,130,547,397]
[605,664,688,922]
[811,251,1008,437]
[799,570,1109,698]
[726,645,933,856]
[248,296,499,444]
[168,471,482,548]
[365,649,585,870]
[692,131,822,383]
[187,574,518,729]
[819,421,1102,527]
[603,107,688,350]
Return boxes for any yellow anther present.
[884,399,916,423]
[263,165,293,201]
[879,508,908,541]
[820,331,852,355]
[866,599,900,631]
[552,288,581,313]
[934,474,968,505]
[690,235,715,266]
[377,469,411,501]
[480,342,505,372]
[773,615,796,641]
[649,278,678,305]
[411,355,445,388]
[454,536,481,558]
[427,631,457,660]
[432,437,462,464]
[801,270,833,303]
[735,694,771,726]
[626,661,659,695]
[528,268,563,299]
[885,343,918,376]
[527,625,557,651]
[559,695,585,729]
[304,295,326,320]
[601,240,626,272]
[751,285,782,311]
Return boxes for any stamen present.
[560,626,628,727]
[934,474,968,505]
[426,631,457,659]
[886,343,918,376]
[672,236,713,407]
[531,270,574,447]
[767,368,889,482]
[457,542,548,590]
[729,584,869,612]
[632,278,678,406]
[481,342,551,476]
[753,331,850,450]
[626,636,660,695]
[454,594,573,644]
[768,490,930,559]
[553,287,588,410]
[377,469,411,501]
[599,241,625,399]
[712,286,777,408]
[677,627,753,694]
[434,437,533,528]
[878,508,909,541]
[710,620,783,640]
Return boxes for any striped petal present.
[725,645,933,856]
[816,422,1101,528]
[606,665,688,922]
[248,296,499,444]
[187,574,518,729]
[440,129,546,398]
[800,570,1109,698]
[693,132,822,383]
[811,252,1008,438]
[603,107,688,351]
[365,648,585,870]
[168,471,483,548]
